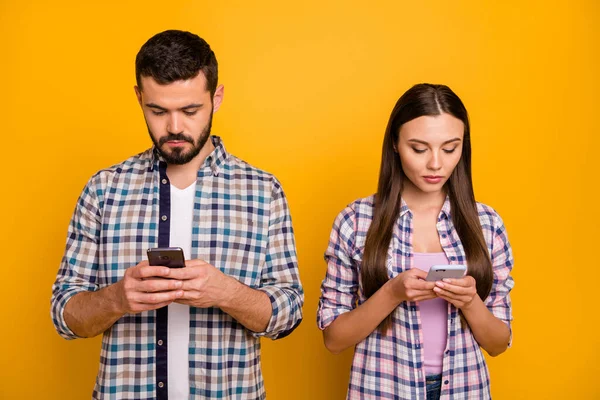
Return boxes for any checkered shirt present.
[51,136,303,399]
[317,195,514,399]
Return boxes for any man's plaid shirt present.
[51,136,303,399]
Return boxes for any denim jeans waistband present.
[425,373,442,383]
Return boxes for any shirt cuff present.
[51,288,88,340]
[250,286,299,339]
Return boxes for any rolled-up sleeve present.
[253,179,303,340]
[484,212,515,346]
[50,177,102,340]
[317,206,359,330]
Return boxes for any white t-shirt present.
[168,182,195,399]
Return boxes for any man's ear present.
[134,86,143,106]
[212,84,224,112]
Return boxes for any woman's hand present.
[433,275,478,309]
[387,269,437,303]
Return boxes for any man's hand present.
[114,260,184,314]
[387,268,437,303]
[168,259,237,308]
[433,275,478,310]
[63,261,184,337]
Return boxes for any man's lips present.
[165,140,188,146]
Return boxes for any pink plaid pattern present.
[318,195,514,399]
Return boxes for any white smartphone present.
[425,264,467,281]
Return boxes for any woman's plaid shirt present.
[318,195,514,400]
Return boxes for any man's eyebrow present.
[144,103,203,111]
[145,103,167,111]
[180,103,203,110]
[407,138,462,145]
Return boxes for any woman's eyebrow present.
[407,138,461,145]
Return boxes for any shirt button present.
[444,380,449,385]
[157,340,163,346]
[442,234,447,238]
[158,382,164,388]
[450,256,455,261]
[161,178,168,184]
[161,215,168,221]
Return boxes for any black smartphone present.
[147,247,186,268]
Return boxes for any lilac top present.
[413,252,450,375]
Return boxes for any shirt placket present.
[156,161,171,399]
[398,212,427,397]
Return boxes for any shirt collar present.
[150,135,228,177]
[439,195,452,220]
[399,197,411,218]
[202,135,227,177]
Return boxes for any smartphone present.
[147,247,186,268]
[425,264,466,281]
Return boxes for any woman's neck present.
[401,181,446,213]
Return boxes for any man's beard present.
[149,113,213,165]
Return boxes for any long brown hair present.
[362,83,493,332]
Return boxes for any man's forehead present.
[140,73,209,95]
[139,74,210,105]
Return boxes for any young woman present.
[317,84,514,400]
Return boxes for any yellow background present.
[1,1,598,399]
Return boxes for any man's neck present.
[167,138,216,189]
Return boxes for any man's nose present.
[167,113,183,134]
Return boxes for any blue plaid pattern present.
[317,196,514,400]
[51,136,303,399]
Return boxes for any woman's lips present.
[423,176,443,184]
